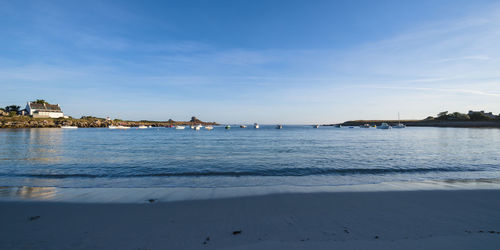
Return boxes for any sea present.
[1,126,500,201]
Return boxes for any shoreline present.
[2,189,500,249]
[2,178,500,203]
[328,120,500,128]
[0,116,218,128]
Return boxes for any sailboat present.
[393,112,406,129]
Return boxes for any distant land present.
[326,110,500,128]
[0,99,217,128]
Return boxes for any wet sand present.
[1,190,500,249]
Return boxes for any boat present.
[190,125,195,129]
[359,124,370,128]
[240,125,247,128]
[175,126,185,130]
[148,125,152,128]
[60,126,78,129]
[276,125,283,129]
[313,125,319,128]
[225,125,231,129]
[205,126,214,130]
[109,125,130,129]
[377,123,392,129]
[195,125,202,131]
[393,112,406,129]
[254,123,259,129]
[334,124,342,128]
[138,125,148,129]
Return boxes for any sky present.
[1,0,500,124]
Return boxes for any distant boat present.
[393,112,406,129]
[254,123,260,129]
[360,124,370,128]
[240,125,247,128]
[195,125,202,130]
[60,126,77,129]
[276,125,283,129]
[190,125,195,129]
[148,125,152,128]
[334,124,342,128]
[205,126,214,130]
[349,126,354,129]
[175,126,185,130]
[313,125,319,128]
[109,125,130,129]
[377,123,392,129]
[138,125,148,129]
[225,125,231,129]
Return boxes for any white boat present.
[60,126,78,129]
[359,124,370,128]
[313,124,319,128]
[108,125,118,129]
[205,126,214,130]
[334,124,342,128]
[393,112,406,129]
[138,125,148,129]
[190,125,195,129]
[377,123,392,129]
[254,123,259,129]
[225,125,231,129]
[175,126,185,130]
[117,125,130,129]
[148,125,152,128]
[240,125,247,128]
[195,125,202,131]
[276,125,283,129]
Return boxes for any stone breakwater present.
[0,117,218,128]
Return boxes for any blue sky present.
[1,0,500,123]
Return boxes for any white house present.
[26,102,64,118]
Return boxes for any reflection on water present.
[0,128,64,163]
[0,186,57,200]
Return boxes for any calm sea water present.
[1,126,500,189]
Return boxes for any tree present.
[437,111,448,118]
[33,99,47,104]
[5,105,20,112]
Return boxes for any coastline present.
[2,189,500,249]
[327,120,500,128]
[0,116,218,128]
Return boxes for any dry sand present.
[1,190,500,249]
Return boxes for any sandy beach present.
[1,190,500,249]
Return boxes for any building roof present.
[28,102,62,112]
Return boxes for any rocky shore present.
[0,117,218,129]
[329,120,500,128]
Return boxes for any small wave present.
[2,167,482,179]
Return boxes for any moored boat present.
[205,126,214,130]
[334,124,342,128]
[240,125,247,128]
[313,125,319,128]
[175,125,185,130]
[138,125,148,129]
[60,126,78,129]
[377,123,392,129]
[225,125,231,129]
[360,124,370,128]
[276,125,283,129]
[254,123,259,129]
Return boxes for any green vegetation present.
[33,99,48,104]
[435,111,498,121]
